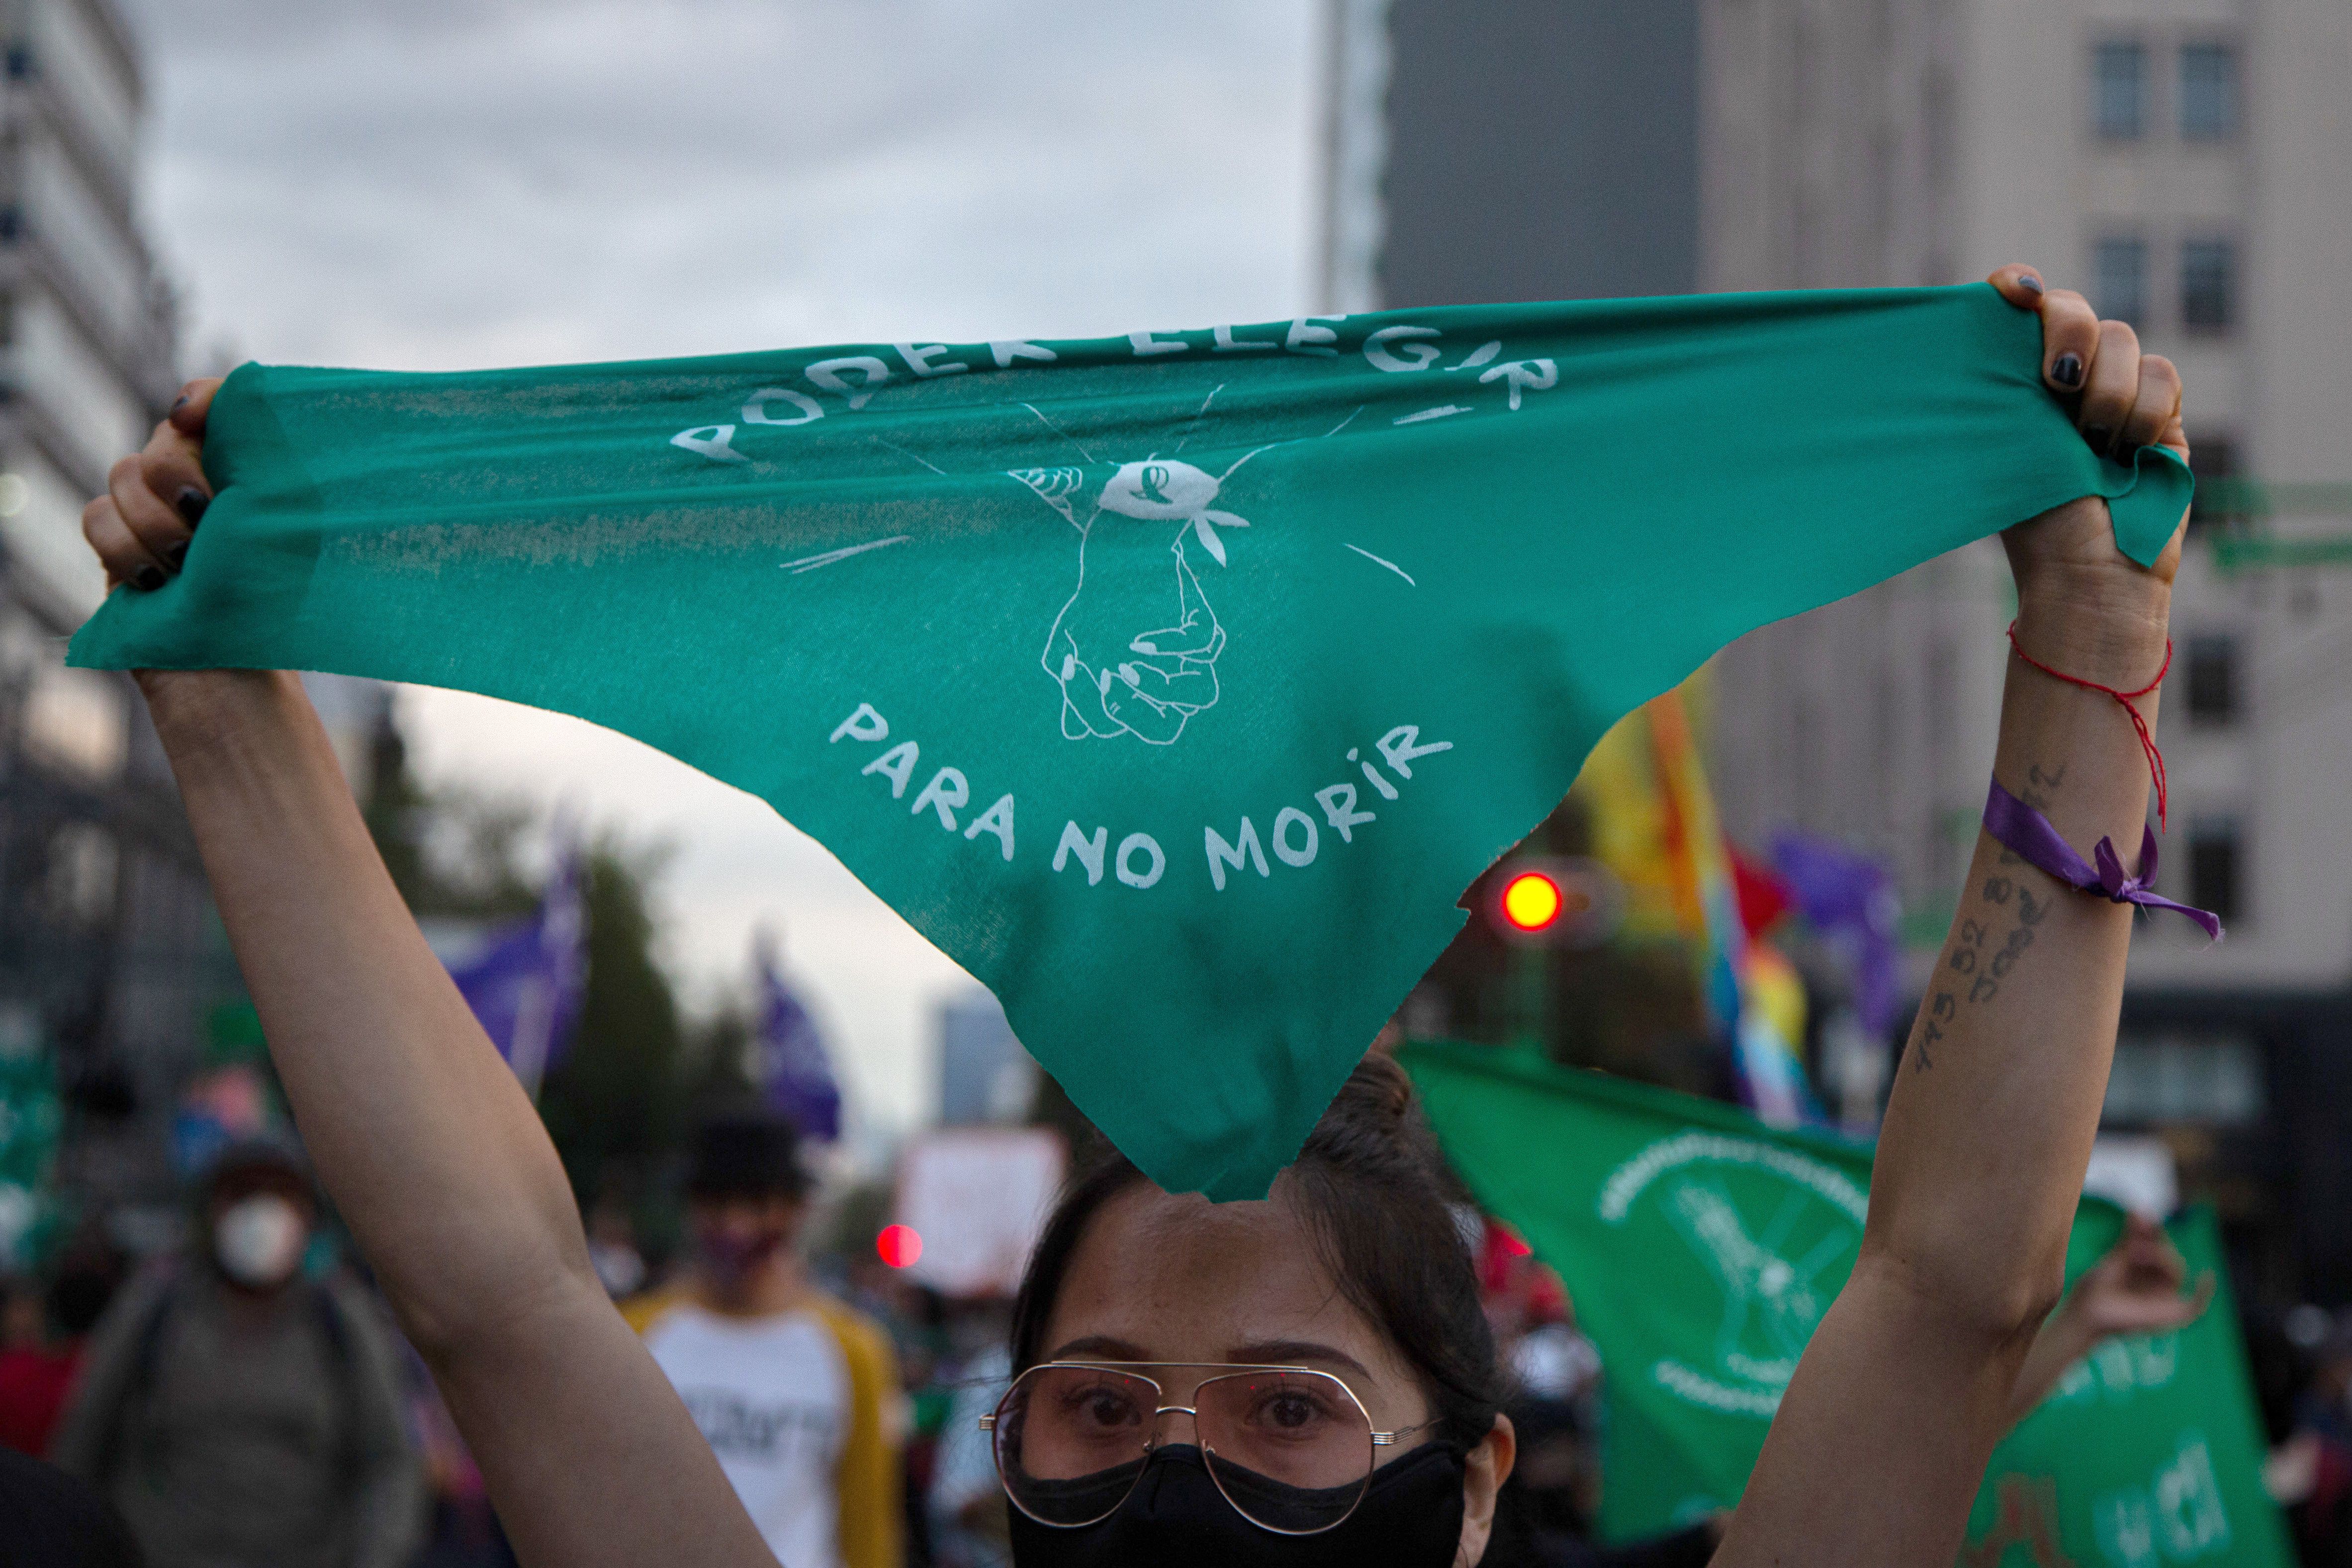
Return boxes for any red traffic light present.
[1488,857,1622,946]
[877,1223,923,1269]
[1500,870,1565,932]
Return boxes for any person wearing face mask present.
[73,265,2208,1567]
[50,1140,424,1568]
[621,1109,904,1568]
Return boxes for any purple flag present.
[756,936,840,1143]
[449,841,587,1094]
[1769,832,1901,1041]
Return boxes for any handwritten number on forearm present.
[1922,762,2068,1069]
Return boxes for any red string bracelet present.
[2005,621,2173,830]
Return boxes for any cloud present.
[132,0,1322,366]
[125,0,1320,1132]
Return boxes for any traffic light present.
[876,1223,923,1269]
[1486,856,1622,946]
[1500,869,1565,933]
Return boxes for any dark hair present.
[202,1134,317,1207]
[686,1107,810,1201]
[1009,1054,1502,1450]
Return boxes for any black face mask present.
[1008,1441,1468,1568]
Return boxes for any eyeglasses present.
[980,1361,1433,1536]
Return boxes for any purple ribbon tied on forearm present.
[1983,779,2224,941]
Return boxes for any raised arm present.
[81,383,773,1568]
[1718,267,2190,1566]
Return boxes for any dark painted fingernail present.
[2018,274,2045,297]
[2084,427,2114,455]
[175,486,209,526]
[169,394,189,414]
[133,564,165,592]
[164,540,187,569]
[2051,353,2084,388]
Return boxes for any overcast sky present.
[127,0,1325,1134]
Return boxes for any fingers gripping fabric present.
[70,284,2192,1200]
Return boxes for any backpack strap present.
[122,1268,183,1407]
[309,1274,379,1482]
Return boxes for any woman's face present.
[1042,1180,1428,1429]
[1038,1179,1512,1563]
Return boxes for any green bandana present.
[71,284,2190,1199]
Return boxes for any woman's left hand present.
[1986,263,2187,682]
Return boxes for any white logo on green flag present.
[1406,1043,2292,1564]
[1601,1131,1865,1415]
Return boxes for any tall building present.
[1322,0,1702,313]
[1322,0,2352,1297]
[935,991,1037,1128]
[0,0,228,1211]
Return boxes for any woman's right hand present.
[82,376,223,593]
[2061,1213,2215,1342]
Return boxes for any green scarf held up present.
[69,283,2191,1200]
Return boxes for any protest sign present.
[1404,1040,2290,1566]
[72,287,2189,1199]
[895,1126,1066,1298]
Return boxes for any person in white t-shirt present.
[626,1109,902,1568]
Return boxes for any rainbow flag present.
[1577,683,1825,1127]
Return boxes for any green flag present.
[0,1032,63,1268]
[71,285,2189,1199]
[1403,1041,2291,1566]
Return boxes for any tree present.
[535,841,687,1209]
[362,719,539,922]
[362,719,720,1212]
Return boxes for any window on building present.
[2104,1032,2263,1126]
[2093,41,2148,139]
[2093,236,2150,327]
[2184,635,2239,725]
[2179,43,2239,140]
[2187,436,2239,530]
[2188,817,2243,925]
[2180,238,2236,332]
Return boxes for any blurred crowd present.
[8,1110,2352,1568]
